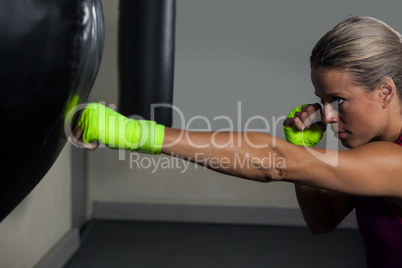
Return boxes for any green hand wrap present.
[78,103,165,154]
[283,104,324,147]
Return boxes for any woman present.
[285,16,402,267]
[73,16,402,267]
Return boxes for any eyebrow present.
[315,92,345,98]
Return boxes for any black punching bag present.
[0,0,104,222]
[118,0,175,126]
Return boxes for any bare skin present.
[284,67,402,234]
[73,68,402,235]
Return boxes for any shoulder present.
[342,141,402,160]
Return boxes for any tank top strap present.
[384,135,402,224]
[397,135,402,145]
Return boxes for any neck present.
[377,103,402,143]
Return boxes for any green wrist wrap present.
[78,103,165,154]
[138,120,165,154]
[283,104,324,147]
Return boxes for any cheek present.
[339,106,361,126]
[340,106,373,131]
[342,105,383,139]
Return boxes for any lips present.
[334,131,349,139]
[330,125,350,139]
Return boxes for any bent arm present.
[295,185,355,235]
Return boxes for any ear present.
[379,78,396,108]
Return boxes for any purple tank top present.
[355,136,402,267]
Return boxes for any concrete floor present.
[64,220,366,268]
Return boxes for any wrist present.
[138,120,165,154]
[78,103,165,154]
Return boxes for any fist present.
[283,104,326,147]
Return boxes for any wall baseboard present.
[34,228,80,268]
[92,202,358,229]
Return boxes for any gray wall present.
[0,146,72,268]
[87,0,402,212]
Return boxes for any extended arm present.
[72,103,402,196]
[161,127,402,198]
[161,128,290,182]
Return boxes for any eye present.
[334,97,345,105]
[318,97,345,106]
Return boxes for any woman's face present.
[311,67,388,148]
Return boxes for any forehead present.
[311,67,358,97]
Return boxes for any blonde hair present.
[310,16,402,96]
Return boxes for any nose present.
[322,102,339,124]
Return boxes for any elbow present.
[264,153,287,181]
[248,147,288,182]
[264,166,287,182]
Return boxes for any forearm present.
[295,184,355,235]
[295,185,337,234]
[75,103,293,182]
[161,128,289,182]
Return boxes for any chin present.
[339,135,356,148]
[340,140,354,148]
[340,137,366,149]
